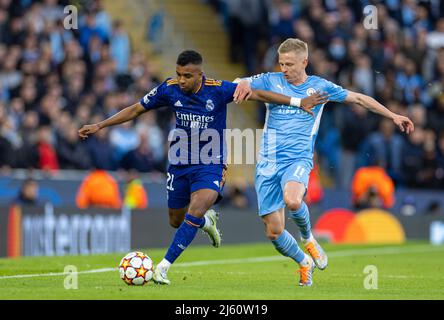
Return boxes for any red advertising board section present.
[7,205,22,257]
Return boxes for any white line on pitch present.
[0,244,442,280]
[173,244,443,267]
[0,268,117,280]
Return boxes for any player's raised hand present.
[300,92,329,116]
[78,123,100,139]
[392,114,415,134]
[233,79,253,104]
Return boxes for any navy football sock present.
[164,213,204,263]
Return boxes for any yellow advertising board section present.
[343,209,405,244]
[315,208,406,244]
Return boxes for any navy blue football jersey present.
[140,77,238,165]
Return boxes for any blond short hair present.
[278,38,308,57]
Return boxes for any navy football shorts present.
[166,163,227,209]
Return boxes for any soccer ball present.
[119,251,154,285]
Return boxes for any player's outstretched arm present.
[249,89,329,116]
[345,91,415,134]
[233,78,252,102]
[78,102,147,139]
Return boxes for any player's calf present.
[189,189,221,247]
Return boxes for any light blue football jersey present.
[247,72,348,168]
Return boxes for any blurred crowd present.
[209,0,444,190]
[1,0,444,194]
[0,0,172,174]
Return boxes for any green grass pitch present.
[0,241,443,300]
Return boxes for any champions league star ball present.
[119,251,154,285]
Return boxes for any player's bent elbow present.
[132,103,146,116]
[353,93,368,107]
[346,92,363,105]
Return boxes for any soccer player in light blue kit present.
[234,38,414,286]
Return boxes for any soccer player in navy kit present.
[78,50,327,284]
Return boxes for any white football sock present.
[202,215,212,231]
[299,254,311,267]
[301,232,314,244]
[157,258,171,272]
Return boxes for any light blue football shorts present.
[255,159,312,216]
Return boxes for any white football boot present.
[202,209,221,248]
[303,237,328,270]
[153,265,171,285]
[298,255,316,287]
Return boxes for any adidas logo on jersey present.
[174,100,183,107]
[213,180,220,188]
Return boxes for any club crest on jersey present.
[306,88,317,96]
[206,99,215,111]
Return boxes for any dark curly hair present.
[176,50,203,66]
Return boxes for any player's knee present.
[285,198,302,212]
[168,208,187,228]
[169,217,183,229]
[169,217,182,228]
[188,205,208,216]
[265,225,284,241]
[189,193,218,215]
